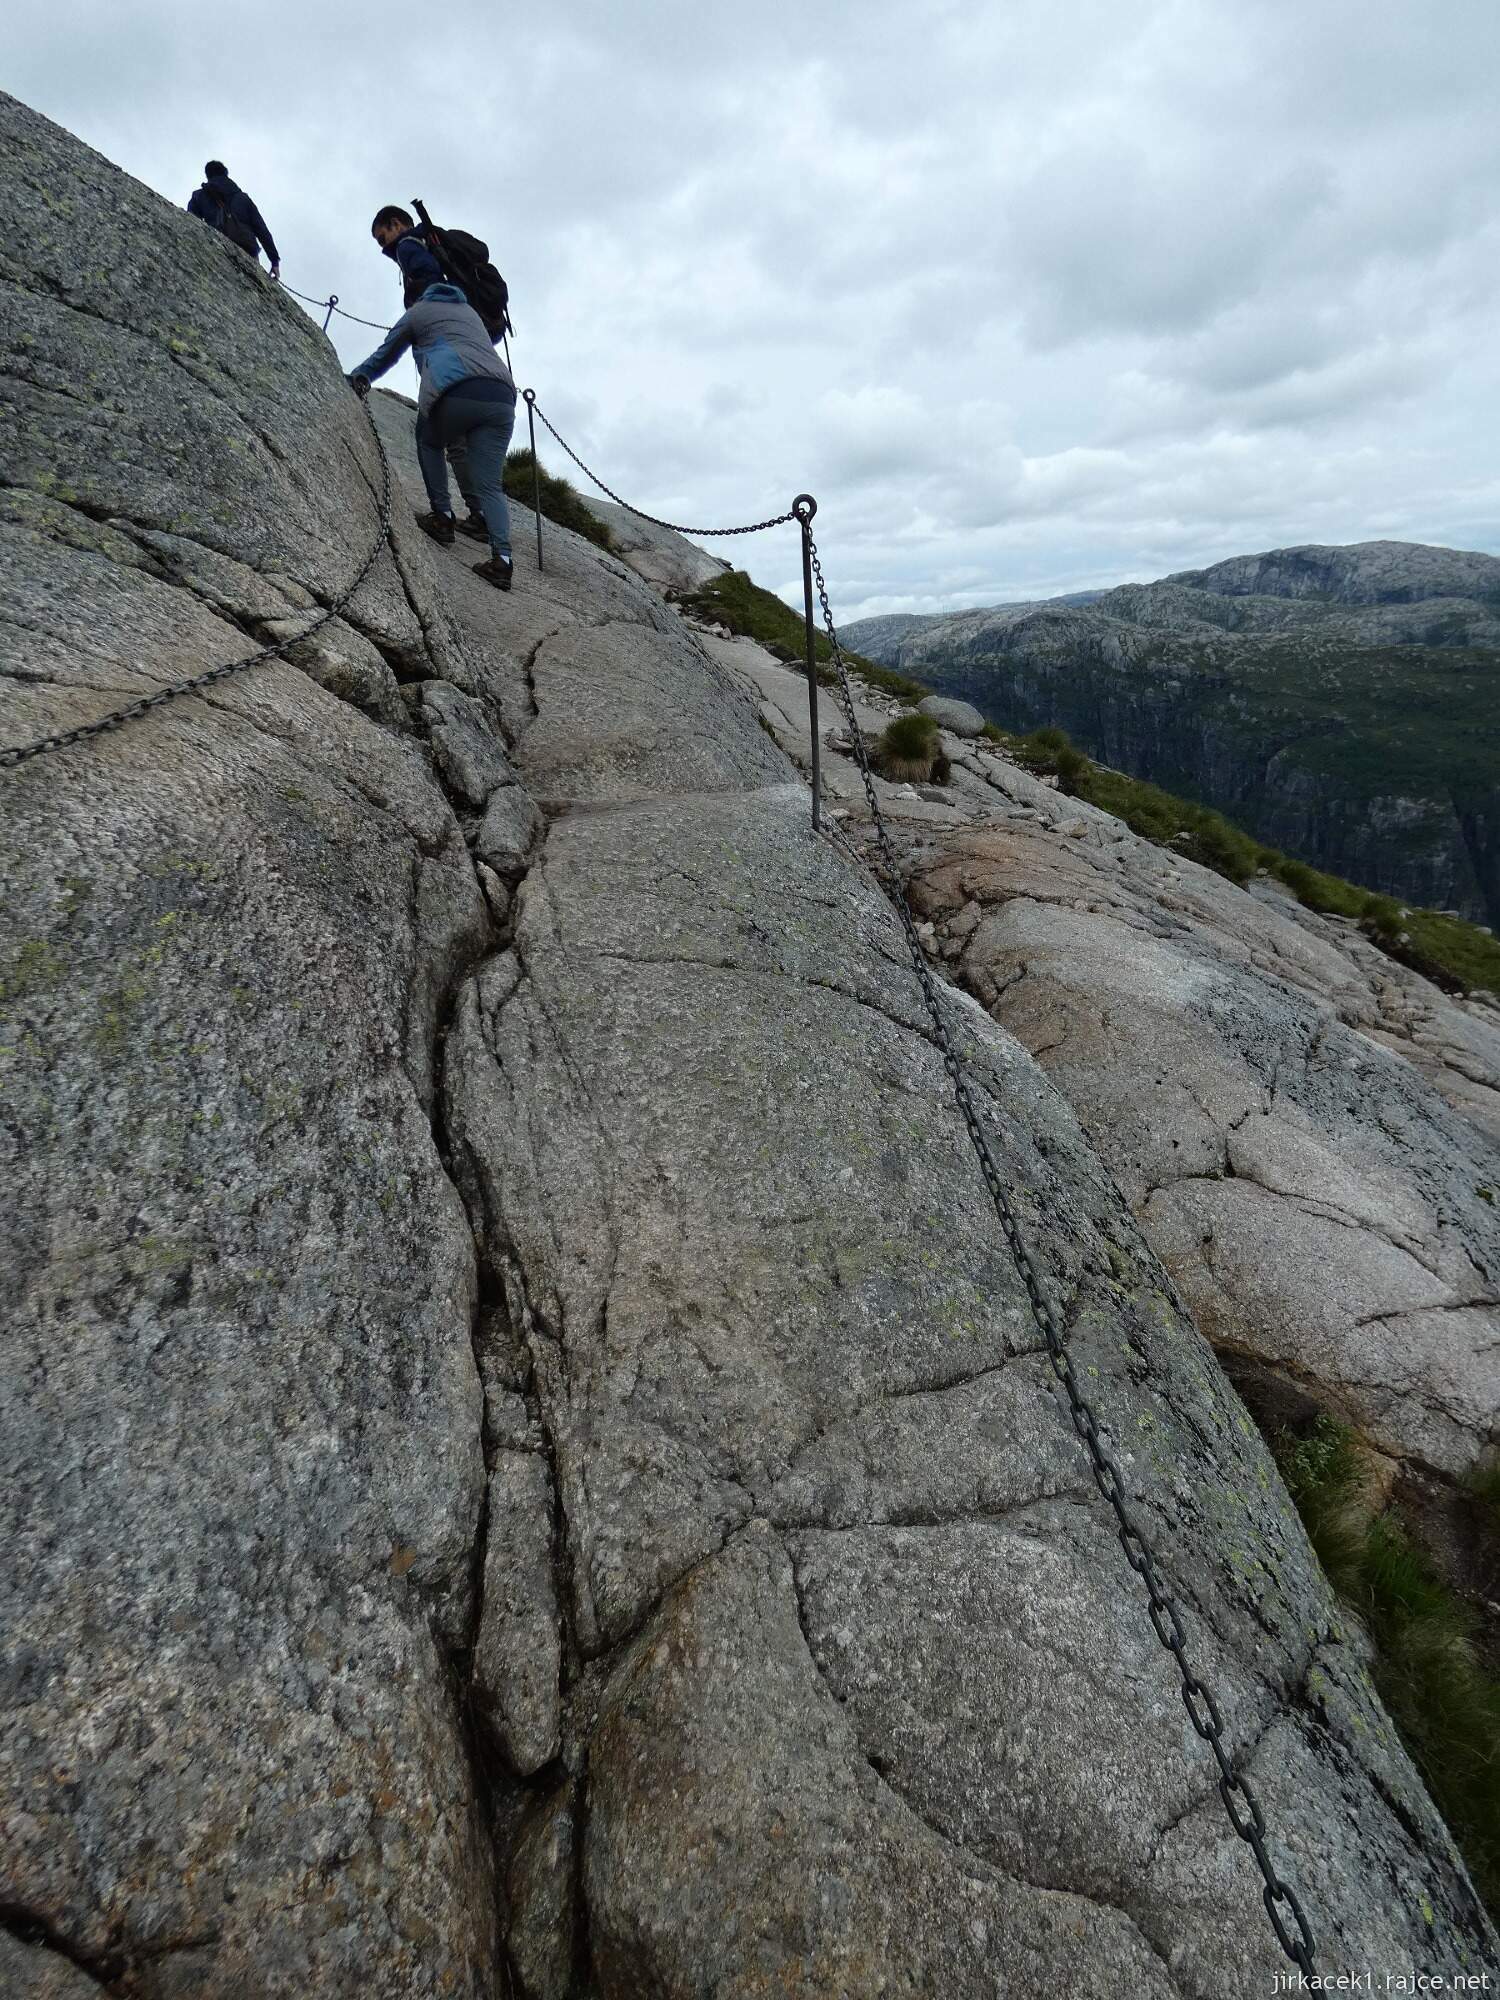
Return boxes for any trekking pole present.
[793,494,823,832]
[523,389,544,574]
[322,295,338,332]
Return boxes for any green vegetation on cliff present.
[847,545,1500,931]
[504,448,617,553]
[678,569,928,701]
[1271,1417,1500,1920]
[873,712,944,782]
[986,724,1500,995]
[1101,630,1499,811]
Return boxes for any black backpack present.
[206,184,259,257]
[412,199,511,340]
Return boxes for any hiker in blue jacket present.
[348,284,517,591]
[187,163,280,279]
[371,205,445,309]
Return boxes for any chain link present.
[283,282,393,331]
[1,405,394,772]
[526,398,796,537]
[804,530,1317,1980]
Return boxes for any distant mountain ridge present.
[845,540,1500,927]
[1166,540,1500,608]
[848,591,1106,660]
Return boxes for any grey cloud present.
[7,0,1499,621]
[1007,149,1338,346]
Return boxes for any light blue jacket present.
[351,283,514,418]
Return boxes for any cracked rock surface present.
[410,485,1496,1981]
[735,641,1500,1558]
[3,85,1497,2000]
[916,811,1499,1482]
[928,824,1500,1488]
[2,92,505,1995]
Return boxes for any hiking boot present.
[472,555,514,592]
[456,513,489,543]
[415,510,455,546]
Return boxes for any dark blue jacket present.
[386,228,445,306]
[188,176,279,266]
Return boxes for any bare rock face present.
[741,646,1499,1612]
[578,497,732,593]
[3,86,1498,2000]
[1,91,503,1994]
[1168,539,1500,608]
[428,489,1498,1982]
[892,762,1500,1498]
[0,1932,108,1999]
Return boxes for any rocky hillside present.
[3,89,1498,1998]
[845,542,1500,929]
[730,630,1500,1912]
[732,644,1500,1535]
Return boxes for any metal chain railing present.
[0,406,394,772]
[283,281,393,332]
[801,523,1318,1979]
[525,395,797,537]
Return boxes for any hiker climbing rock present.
[188,162,280,279]
[348,282,518,591]
[370,203,512,544]
[370,202,510,338]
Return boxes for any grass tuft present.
[1401,911,1500,995]
[874,713,941,782]
[503,448,616,553]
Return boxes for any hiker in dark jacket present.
[349,283,517,591]
[370,205,493,539]
[188,163,280,278]
[371,205,445,309]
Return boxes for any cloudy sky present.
[11,0,1500,621]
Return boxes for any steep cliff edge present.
[736,634,1500,1883]
[3,89,1497,1999]
[845,544,1500,929]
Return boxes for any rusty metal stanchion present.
[794,494,823,831]
[523,389,544,573]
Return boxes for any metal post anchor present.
[794,494,823,832]
[523,389,544,574]
[322,295,338,332]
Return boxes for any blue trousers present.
[416,379,516,558]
